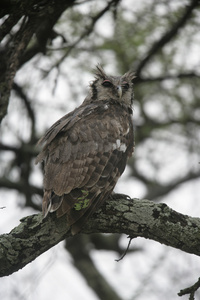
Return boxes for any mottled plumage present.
[36,65,135,234]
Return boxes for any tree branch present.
[52,0,119,69]
[135,72,200,84]
[0,142,38,157]
[0,177,42,197]
[66,235,123,300]
[0,0,75,124]
[178,277,200,299]
[1,197,200,277]
[135,0,200,76]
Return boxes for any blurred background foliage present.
[0,0,200,299]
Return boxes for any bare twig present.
[115,236,133,262]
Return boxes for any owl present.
[36,65,135,234]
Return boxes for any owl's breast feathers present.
[36,101,134,234]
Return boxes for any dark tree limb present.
[0,15,36,123]
[1,197,200,277]
[135,72,200,84]
[178,277,200,299]
[0,142,38,157]
[135,0,200,76]
[66,235,123,300]
[132,169,200,200]
[0,177,42,196]
[12,82,38,142]
[0,0,75,124]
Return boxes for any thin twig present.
[115,236,133,262]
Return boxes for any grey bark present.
[0,197,200,277]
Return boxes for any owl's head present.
[89,65,135,108]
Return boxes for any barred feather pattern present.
[36,65,135,234]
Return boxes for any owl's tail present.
[42,187,113,235]
[57,189,104,235]
[42,188,111,235]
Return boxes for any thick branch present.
[1,197,200,277]
[0,0,75,123]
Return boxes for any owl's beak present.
[117,86,122,99]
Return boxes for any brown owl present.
[36,65,135,234]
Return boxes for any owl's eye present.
[122,82,129,90]
[102,80,113,87]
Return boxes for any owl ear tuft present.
[94,64,107,79]
[123,71,136,83]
